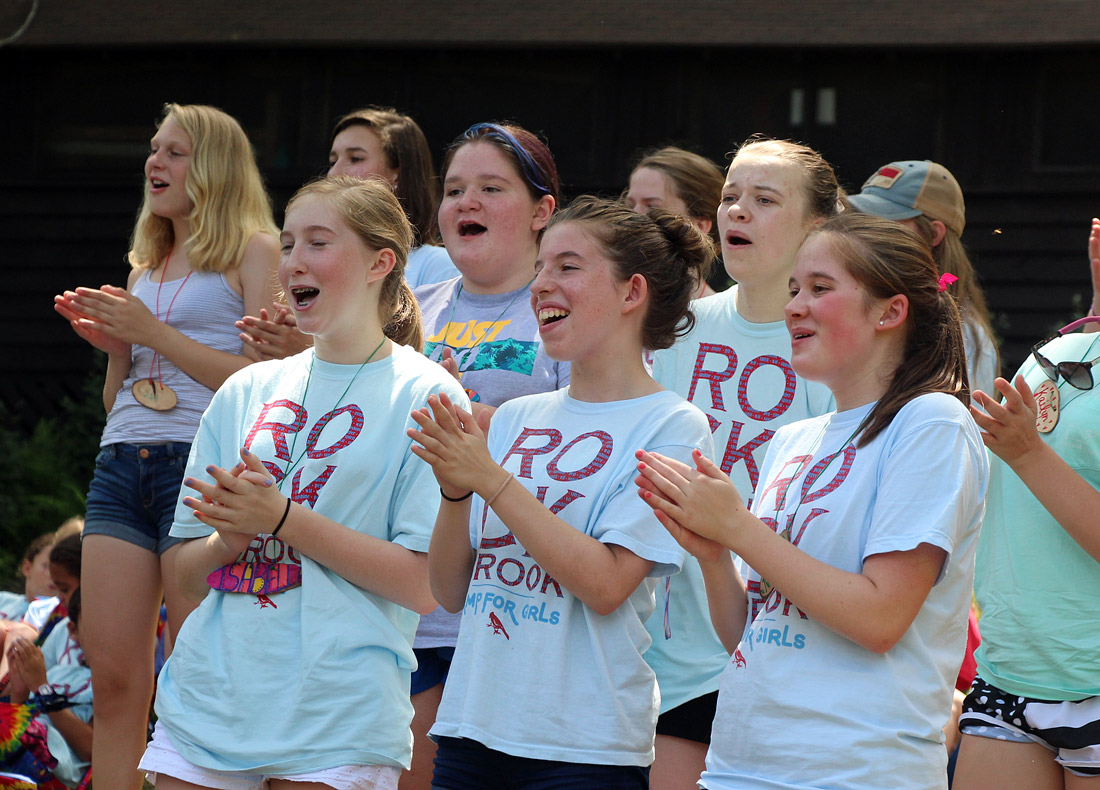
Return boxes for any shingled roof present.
[7,0,1100,48]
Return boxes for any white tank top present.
[100,269,245,446]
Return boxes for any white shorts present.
[140,722,401,790]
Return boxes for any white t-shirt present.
[154,345,469,774]
[431,388,713,765]
[702,393,988,790]
[648,287,834,711]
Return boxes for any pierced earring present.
[879,320,885,326]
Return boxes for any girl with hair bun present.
[645,136,838,788]
[409,196,715,789]
[637,212,988,789]
[625,145,726,298]
[139,177,467,788]
[54,102,280,790]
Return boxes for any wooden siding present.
[8,1,1100,48]
[2,43,1098,418]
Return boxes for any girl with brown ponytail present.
[637,213,988,790]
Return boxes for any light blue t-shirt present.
[648,287,834,712]
[975,332,1100,700]
[0,591,29,622]
[431,388,712,765]
[154,345,469,774]
[35,628,93,787]
[413,276,571,649]
[405,244,459,289]
[703,394,987,790]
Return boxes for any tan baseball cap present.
[848,160,965,237]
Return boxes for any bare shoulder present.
[240,232,280,272]
[125,266,144,290]
[228,233,280,303]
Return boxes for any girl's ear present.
[928,219,948,247]
[692,216,713,236]
[531,195,556,232]
[876,294,909,330]
[368,248,397,282]
[621,272,649,316]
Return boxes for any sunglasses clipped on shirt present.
[1030,315,1100,391]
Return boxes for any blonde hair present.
[129,103,278,273]
[286,177,423,350]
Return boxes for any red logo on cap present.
[865,166,904,190]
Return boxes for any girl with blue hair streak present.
[405,122,570,789]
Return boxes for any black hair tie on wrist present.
[272,498,292,536]
[440,488,473,502]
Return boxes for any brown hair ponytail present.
[811,213,968,447]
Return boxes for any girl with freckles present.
[637,213,988,790]
[139,177,467,789]
[53,102,280,790]
[409,197,714,789]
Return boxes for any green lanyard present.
[279,336,386,491]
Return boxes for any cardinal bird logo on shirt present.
[734,648,747,668]
[254,595,277,609]
[488,612,510,639]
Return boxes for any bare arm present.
[636,449,946,654]
[46,708,94,762]
[973,376,1100,563]
[63,234,280,391]
[698,553,748,654]
[427,498,477,613]
[174,529,255,603]
[486,472,655,616]
[182,449,436,614]
[410,393,654,616]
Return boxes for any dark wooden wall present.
[2,44,1097,421]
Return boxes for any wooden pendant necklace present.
[132,253,192,410]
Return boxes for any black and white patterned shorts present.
[959,675,1100,777]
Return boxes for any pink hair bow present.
[938,273,959,292]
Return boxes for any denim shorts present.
[83,442,191,554]
[411,646,456,696]
[432,736,649,790]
